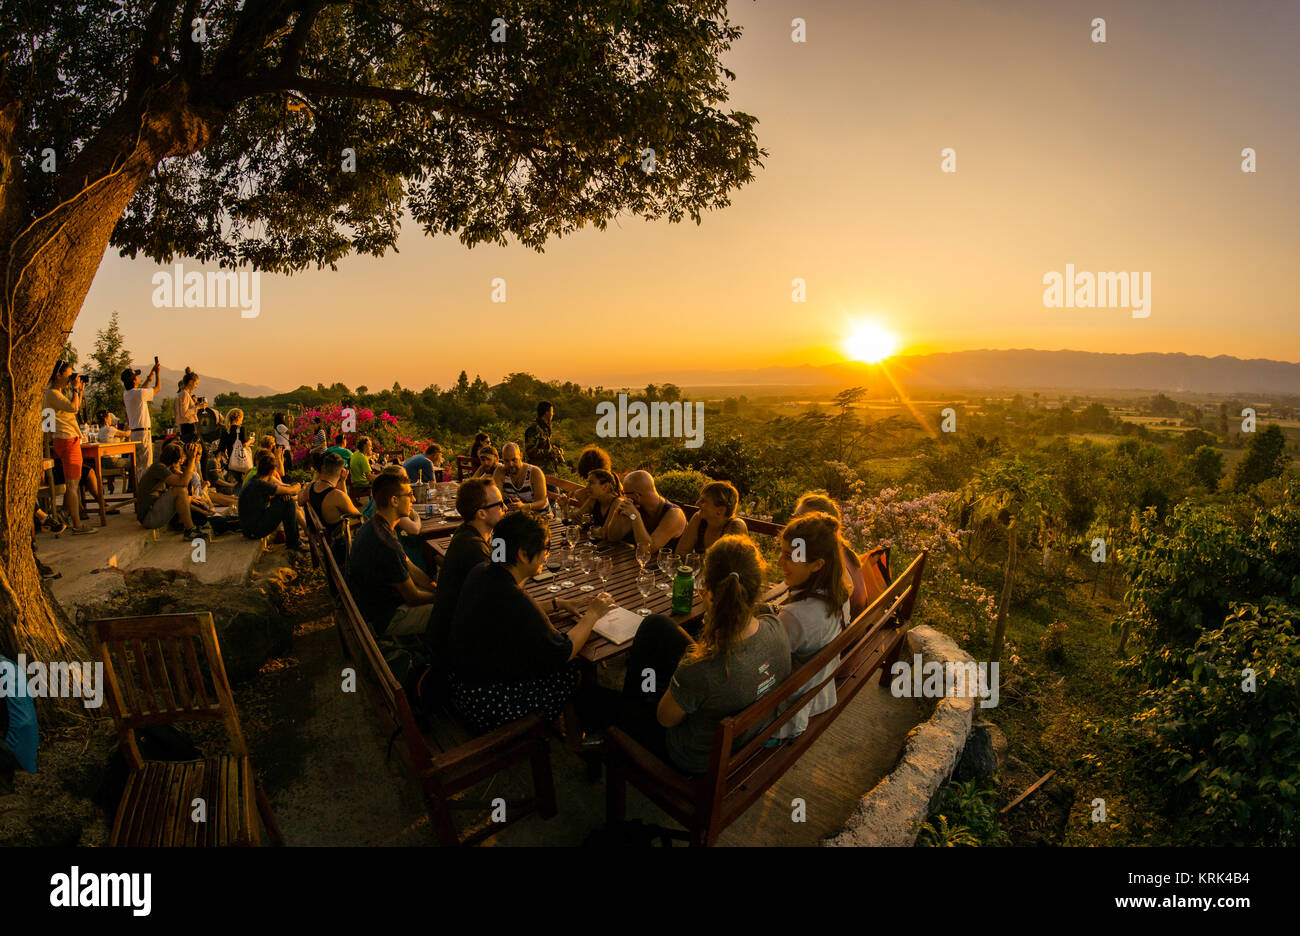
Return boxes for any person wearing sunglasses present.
[428,479,506,662]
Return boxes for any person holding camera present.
[122,357,161,477]
[44,361,95,535]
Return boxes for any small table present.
[427,517,707,664]
[80,441,138,527]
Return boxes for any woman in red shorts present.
[44,361,96,535]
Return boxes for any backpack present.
[228,435,252,473]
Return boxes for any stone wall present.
[823,625,977,847]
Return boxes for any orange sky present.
[73,0,1300,391]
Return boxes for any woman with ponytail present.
[773,512,852,739]
[607,534,791,774]
[176,368,200,443]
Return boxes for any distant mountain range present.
[628,351,1300,396]
[135,365,280,400]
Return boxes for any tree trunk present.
[990,521,1017,663]
[0,78,218,722]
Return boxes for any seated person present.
[492,442,549,512]
[300,452,361,565]
[350,435,375,488]
[469,432,492,464]
[238,451,306,552]
[94,410,132,493]
[597,535,791,773]
[772,513,851,739]
[470,444,498,479]
[557,445,612,515]
[675,480,748,556]
[403,444,445,484]
[326,434,353,468]
[428,478,505,659]
[135,442,211,540]
[571,469,623,541]
[606,470,687,552]
[346,473,436,638]
[447,511,611,733]
[793,491,868,619]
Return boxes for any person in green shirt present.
[326,434,352,471]
[350,436,374,486]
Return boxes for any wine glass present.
[595,555,612,589]
[636,571,656,616]
[546,550,563,592]
[686,551,703,595]
[656,548,675,589]
[635,543,653,571]
[578,547,596,592]
[564,523,580,550]
[559,547,576,589]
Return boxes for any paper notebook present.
[592,606,643,645]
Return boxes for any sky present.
[71,0,1300,392]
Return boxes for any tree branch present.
[130,0,180,96]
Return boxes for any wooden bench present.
[91,612,283,846]
[303,506,557,846]
[604,551,927,846]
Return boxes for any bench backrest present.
[701,551,927,834]
[307,506,432,775]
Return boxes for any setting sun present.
[845,321,900,363]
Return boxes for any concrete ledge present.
[822,626,975,847]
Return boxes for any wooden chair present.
[92,612,284,846]
[605,552,926,846]
[455,454,476,481]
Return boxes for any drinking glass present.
[595,555,612,588]
[546,551,563,592]
[565,524,580,549]
[656,548,675,589]
[686,551,703,594]
[635,544,653,572]
[636,571,656,616]
[559,548,576,589]
[578,547,596,592]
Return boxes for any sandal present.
[45,517,66,534]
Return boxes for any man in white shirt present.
[122,360,160,477]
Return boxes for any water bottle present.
[671,565,694,616]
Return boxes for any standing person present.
[272,412,292,469]
[176,368,200,443]
[492,443,549,512]
[308,417,328,455]
[238,451,306,552]
[772,513,851,739]
[607,470,686,552]
[428,478,506,660]
[598,535,791,772]
[346,473,436,638]
[675,481,748,556]
[44,362,95,535]
[447,511,612,733]
[122,358,160,477]
[524,401,565,474]
[218,409,251,488]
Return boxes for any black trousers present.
[581,614,691,761]
[243,496,300,547]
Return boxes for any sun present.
[845,321,899,363]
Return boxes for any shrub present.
[1040,620,1069,665]
[655,470,712,507]
[917,778,1007,847]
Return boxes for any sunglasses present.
[480,500,505,511]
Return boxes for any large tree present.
[0,1,762,674]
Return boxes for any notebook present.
[592,606,643,645]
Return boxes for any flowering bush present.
[288,404,430,467]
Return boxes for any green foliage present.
[85,311,133,422]
[660,434,760,496]
[917,779,1004,846]
[1040,620,1069,665]
[1231,424,1289,490]
[1130,602,1300,845]
[1186,444,1224,492]
[655,470,712,506]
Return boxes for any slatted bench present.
[304,507,557,846]
[604,551,926,846]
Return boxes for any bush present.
[1040,620,1069,665]
[1131,601,1300,845]
[655,470,712,506]
[916,779,1006,846]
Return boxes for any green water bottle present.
[672,564,694,615]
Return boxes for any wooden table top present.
[80,440,138,455]
[429,516,705,664]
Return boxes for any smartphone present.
[532,571,556,582]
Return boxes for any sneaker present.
[182,527,209,540]
[70,526,98,535]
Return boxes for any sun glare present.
[845,321,899,363]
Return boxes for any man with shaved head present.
[609,470,686,552]
[492,442,550,512]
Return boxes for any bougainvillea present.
[288,404,429,467]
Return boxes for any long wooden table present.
[80,440,138,527]
[427,516,707,664]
